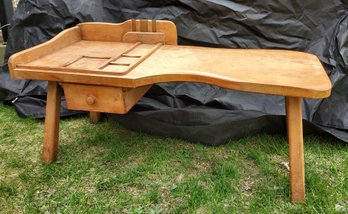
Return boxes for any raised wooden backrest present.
[78,19,177,45]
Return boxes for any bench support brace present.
[42,81,62,163]
[286,96,305,202]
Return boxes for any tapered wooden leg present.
[285,96,305,202]
[42,82,62,163]
[89,112,101,123]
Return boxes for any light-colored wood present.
[97,42,141,70]
[7,20,332,202]
[42,81,62,163]
[63,84,124,113]
[89,112,101,123]
[62,84,151,114]
[8,21,331,98]
[86,95,96,105]
[122,32,165,44]
[8,27,81,75]
[77,20,177,45]
[123,85,152,110]
[16,42,163,76]
[286,96,305,202]
[10,60,331,98]
[9,19,177,76]
[155,20,177,45]
[119,43,163,75]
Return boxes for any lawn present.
[0,103,347,213]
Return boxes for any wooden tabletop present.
[129,45,331,98]
[11,40,331,98]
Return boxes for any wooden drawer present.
[62,83,151,114]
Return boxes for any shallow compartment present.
[62,83,152,114]
[65,56,110,69]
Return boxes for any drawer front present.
[62,83,151,114]
[63,84,127,114]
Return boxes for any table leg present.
[42,81,62,163]
[89,112,101,123]
[285,96,305,202]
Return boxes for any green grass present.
[0,103,347,213]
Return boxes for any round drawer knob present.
[86,96,96,105]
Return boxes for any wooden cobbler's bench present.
[8,19,331,202]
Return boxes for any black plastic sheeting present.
[1,1,347,145]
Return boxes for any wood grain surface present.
[9,21,331,98]
[8,19,333,202]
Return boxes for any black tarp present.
[1,0,347,145]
